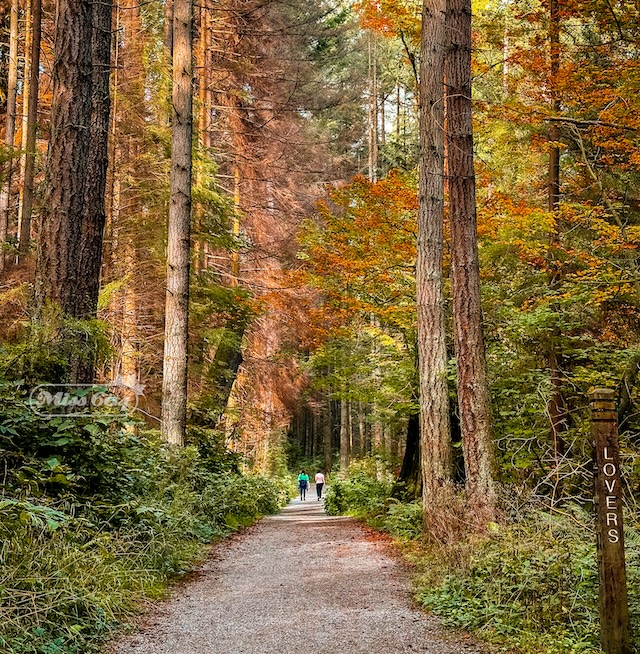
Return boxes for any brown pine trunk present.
[71,0,113,382]
[35,0,93,317]
[77,0,113,319]
[417,0,454,536]
[161,0,193,446]
[445,0,497,515]
[164,0,174,56]
[17,0,42,259]
[0,0,20,270]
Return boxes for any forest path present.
[107,487,480,654]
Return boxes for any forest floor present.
[105,486,483,654]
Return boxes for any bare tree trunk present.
[72,0,113,382]
[417,0,454,536]
[161,0,193,446]
[35,0,93,317]
[164,0,174,56]
[371,419,383,451]
[77,0,113,317]
[194,0,209,274]
[445,0,497,515]
[17,0,32,250]
[358,401,365,456]
[0,0,20,270]
[348,400,355,457]
[323,398,333,472]
[339,397,350,472]
[367,32,378,182]
[380,91,385,146]
[397,411,421,499]
[17,0,42,259]
[547,0,567,479]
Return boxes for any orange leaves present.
[299,171,418,340]
[354,0,421,40]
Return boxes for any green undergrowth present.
[0,381,290,654]
[325,464,640,654]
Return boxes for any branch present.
[544,116,638,132]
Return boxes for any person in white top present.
[314,471,325,501]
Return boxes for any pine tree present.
[417,0,454,536]
[161,0,194,446]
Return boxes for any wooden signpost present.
[590,387,631,654]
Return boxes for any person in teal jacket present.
[297,470,309,501]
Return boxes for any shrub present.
[0,383,287,654]
[322,463,640,653]
[324,470,393,517]
[416,506,640,653]
[383,499,423,539]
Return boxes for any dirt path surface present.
[108,490,481,654]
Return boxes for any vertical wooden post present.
[590,387,631,654]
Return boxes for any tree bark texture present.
[417,0,454,533]
[161,0,193,446]
[77,0,113,319]
[164,0,174,58]
[71,0,114,382]
[445,0,497,512]
[35,0,93,316]
[17,0,42,258]
[0,0,20,269]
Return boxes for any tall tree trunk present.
[77,0,113,315]
[72,0,114,382]
[339,397,350,472]
[323,398,333,472]
[161,0,194,446]
[17,0,42,259]
[0,0,20,270]
[17,0,32,252]
[547,0,567,479]
[35,0,93,317]
[358,401,365,456]
[445,0,497,515]
[368,32,378,182]
[396,411,421,499]
[164,0,174,56]
[194,1,209,274]
[417,0,454,536]
[348,400,355,457]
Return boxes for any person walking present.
[298,470,309,501]
[315,470,325,500]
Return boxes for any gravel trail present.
[108,489,481,654]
